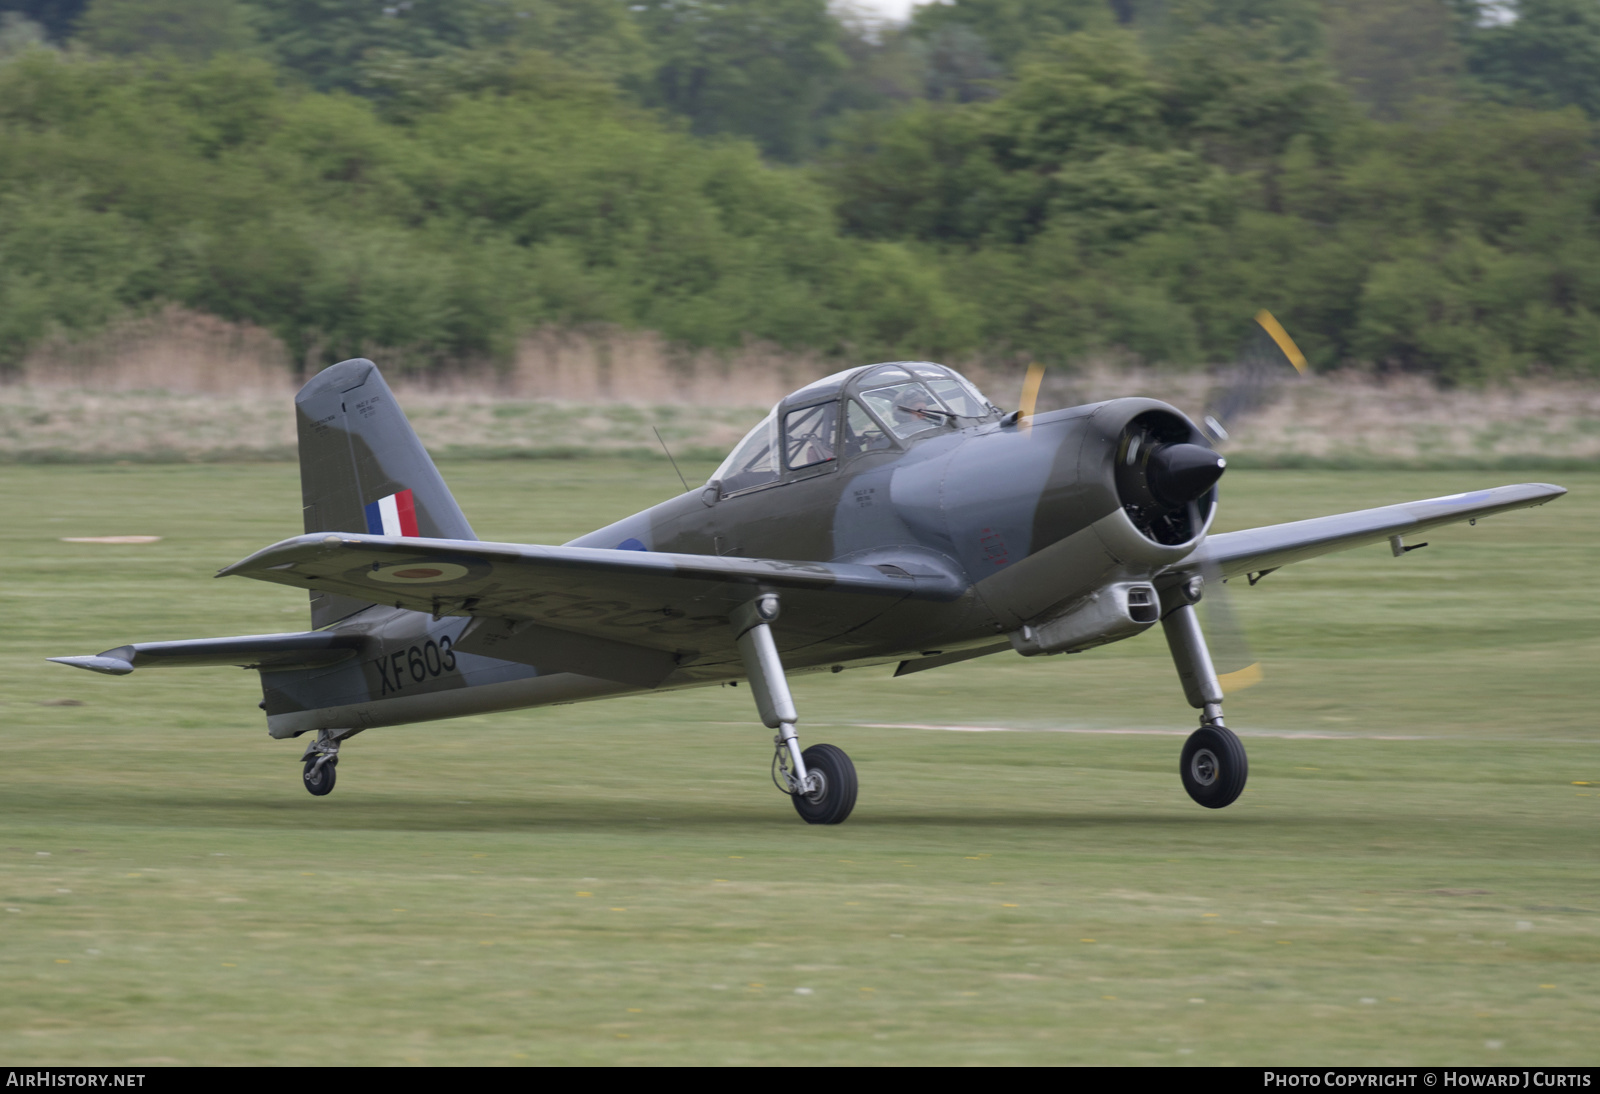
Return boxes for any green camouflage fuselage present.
[260,359,1213,740]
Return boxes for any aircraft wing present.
[1174,482,1565,581]
[219,534,966,664]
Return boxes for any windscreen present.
[841,399,891,457]
[784,403,838,469]
[713,411,779,494]
[858,381,948,440]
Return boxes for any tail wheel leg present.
[299,729,346,797]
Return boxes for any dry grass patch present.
[6,309,1599,465]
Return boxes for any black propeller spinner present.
[1115,413,1224,546]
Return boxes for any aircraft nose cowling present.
[1147,443,1226,508]
[1102,402,1220,548]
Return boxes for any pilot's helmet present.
[894,390,931,422]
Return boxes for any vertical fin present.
[295,359,476,628]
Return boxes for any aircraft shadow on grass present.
[38,789,1455,835]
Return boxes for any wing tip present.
[48,655,134,676]
[1487,482,1567,509]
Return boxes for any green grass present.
[4,461,1597,1064]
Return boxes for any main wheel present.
[1180,725,1247,808]
[791,743,857,825]
[303,757,337,797]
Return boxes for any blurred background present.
[2,0,1599,464]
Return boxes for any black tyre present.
[791,743,858,825]
[1180,725,1247,808]
[303,757,337,797]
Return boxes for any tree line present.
[2,0,1598,381]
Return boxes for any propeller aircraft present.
[51,347,1566,824]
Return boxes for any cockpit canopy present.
[712,362,1002,497]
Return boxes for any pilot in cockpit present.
[893,391,935,429]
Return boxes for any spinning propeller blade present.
[1200,563,1263,693]
[1202,310,1309,443]
[1017,362,1045,428]
[1254,309,1309,376]
[1193,310,1311,691]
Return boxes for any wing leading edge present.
[1173,482,1565,581]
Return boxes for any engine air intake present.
[1114,410,1221,545]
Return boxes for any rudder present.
[296,358,476,627]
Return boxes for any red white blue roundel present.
[367,561,471,584]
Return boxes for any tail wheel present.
[1180,725,1247,808]
[303,758,337,797]
[791,744,858,825]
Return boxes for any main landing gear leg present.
[1160,585,1248,809]
[732,594,858,825]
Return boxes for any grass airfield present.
[3,458,1597,1065]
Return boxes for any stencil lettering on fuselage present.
[370,634,459,696]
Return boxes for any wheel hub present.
[1190,748,1219,787]
[801,769,828,802]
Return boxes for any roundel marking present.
[367,561,472,584]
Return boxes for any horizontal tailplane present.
[50,632,364,675]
